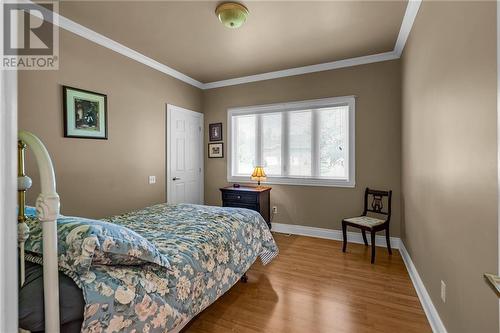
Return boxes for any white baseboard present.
[270,222,447,333]
[399,242,448,333]
[271,222,400,249]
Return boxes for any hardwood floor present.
[183,233,431,333]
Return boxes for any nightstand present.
[220,186,272,229]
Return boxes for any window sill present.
[227,176,355,188]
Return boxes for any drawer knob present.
[237,195,241,199]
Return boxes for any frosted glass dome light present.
[215,2,249,29]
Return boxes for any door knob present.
[172,177,181,181]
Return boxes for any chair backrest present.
[363,188,392,220]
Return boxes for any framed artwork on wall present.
[63,85,108,139]
[208,142,224,158]
[209,122,222,141]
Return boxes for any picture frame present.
[63,85,108,139]
[208,142,224,158]
[209,122,223,141]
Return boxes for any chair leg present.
[361,230,368,246]
[370,231,376,264]
[386,227,392,255]
[342,222,347,252]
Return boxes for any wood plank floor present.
[183,233,431,333]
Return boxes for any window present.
[228,96,355,187]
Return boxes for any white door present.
[166,105,204,204]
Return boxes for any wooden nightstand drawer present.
[222,201,257,210]
[220,186,272,229]
[222,191,257,204]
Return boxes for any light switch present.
[149,176,156,184]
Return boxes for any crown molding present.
[204,51,399,89]
[26,0,421,90]
[24,0,204,89]
[206,0,421,89]
[58,15,205,89]
[394,0,422,57]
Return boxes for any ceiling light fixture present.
[215,2,249,29]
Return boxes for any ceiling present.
[60,1,408,84]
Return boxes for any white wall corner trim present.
[0,70,19,332]
[29,0,422,90]
[272,223,447,333]
[24,0,204,89]
[271,223,400,249]
[394,0,422,57]
[204,51,399,89]
[399,242,448,333]
[58,15,204,89]
[205,0,422,88]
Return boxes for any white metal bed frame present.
[15,130,256,333]
[17,131,60,333]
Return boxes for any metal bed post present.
[17,140,30,286]
[18,131,60,333]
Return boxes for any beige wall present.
[17,5,500,330]
[203,60,402,235]
[18,30,203,218]
[401,2,498,332]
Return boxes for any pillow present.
[16,205,37,218]
[25,206,37,217]
[24,215,170,273]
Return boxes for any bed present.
[17,131,279,333]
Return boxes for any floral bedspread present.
[37,203,278,333]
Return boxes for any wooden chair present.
[342,188,392,264]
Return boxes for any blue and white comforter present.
[27,203,278,333]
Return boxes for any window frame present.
[227,95,356,188]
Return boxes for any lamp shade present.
[251,166,266,185]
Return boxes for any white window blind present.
[228,96,355,187]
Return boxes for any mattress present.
[19,261,84,333]
[20,203,278,332]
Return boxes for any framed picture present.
[209,122,222,141]
[208,142,224,158]
[63,85,108,139]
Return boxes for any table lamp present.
[251,166,267,187]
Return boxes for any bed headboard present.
[17,131,61,333]
[17,140,31,286]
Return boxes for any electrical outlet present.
[272,206,278,214]
[441,280,446,303]
[148,176,156,184]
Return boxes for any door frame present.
[166,104,204,205]
[0,68,19,333]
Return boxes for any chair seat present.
[343,216,386,228]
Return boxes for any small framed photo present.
[208,143,224,158]
[209,122,222,141]
[63,85,108,139]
